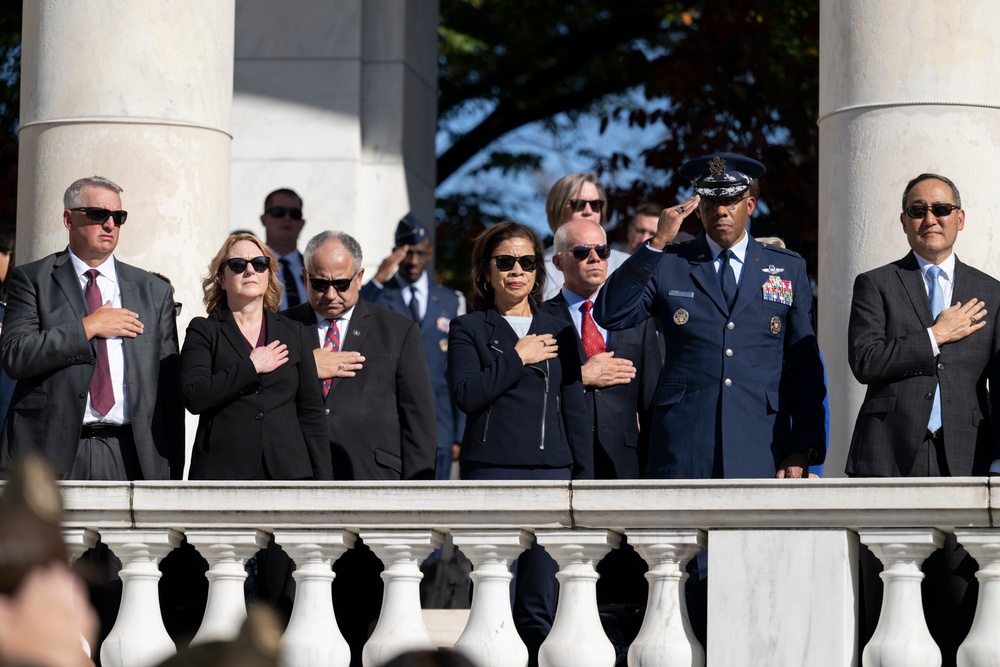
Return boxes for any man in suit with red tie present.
[848,173,1000,664]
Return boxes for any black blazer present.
[283,299,437,480]
[848,252,1000,476]
[543,292,661,478]
[181,309,332,480]
[447,307,593,478]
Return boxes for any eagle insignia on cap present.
[708,157,728,175]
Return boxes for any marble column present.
[954,529,1000,667]
[535,529,619,667]
[452,529,532,667]
[626,529,705,667]
[99,529,183,667]
[18,1,235,338]
[860,529,944,667]
[818,0,1000,476]
[361,530,443,667]
[275,530,357,667]
[187,529,269,646]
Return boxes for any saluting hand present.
[372,245,410,284]
[83,301,143,340]
[649,194,701,250]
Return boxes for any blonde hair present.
[203,233,282,313]
[544,173,608,233]
[754,236,786,249]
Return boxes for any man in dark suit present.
[360,213,465,479]
[283,229,436,666]
[848,173,1000,665]
[261,188,307,310]
[544,218,660,478]
[595,154,826,480]
[0,176,183,480]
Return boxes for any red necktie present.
[581,301,605,359]
[322,319,340,398]
[84,269,115,416]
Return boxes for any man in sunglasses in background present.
[847,173,1000,662]
[359,213,466,480]
[0,176,183,481]
[260,187,308,310]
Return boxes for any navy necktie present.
[408,285,421,323]
[719,249,737,310]
[279,258,300,307]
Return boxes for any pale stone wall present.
[818,0,1000,476]
[230,0,439,275]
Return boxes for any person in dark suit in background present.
[180,232,331,481]
[0,226,15,427]
[260,188,307,311]
[595,154,826,480]
[448,222,592,667]
[0,175,183,481]
[544,218,660,479]
[360,213,466,479]
[284,230,436,665]
[848,173,1000,666]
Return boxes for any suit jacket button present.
[594,389,601,395]
[325,408,331,415]
[925,392,933,400]
[727,322,735,330]
[724,378,733,387]
[255,411,264,420]
[592,425,596,432]
[79,391,87,399]
[937,363,944,370]
[255,386,262,394]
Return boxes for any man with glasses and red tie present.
[847,173,1000,663]
[0,176,183,480]
[260,187,308,310]
[595,154,826,480]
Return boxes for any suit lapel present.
[686,236,728,316]
[52,252,89,320]
[218,310,251,357]
[549,292,587,358]
[951,256,975,307]
[896,253,935,328]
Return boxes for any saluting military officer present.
[594,153,827,479]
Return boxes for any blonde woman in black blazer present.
[181,233,331,480]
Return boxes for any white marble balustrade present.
[53,478,1000,667]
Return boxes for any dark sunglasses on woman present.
[492,255,538,272]
[225,256,270,274]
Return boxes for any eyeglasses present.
[492,255,538,272]
[567,199,605,213]
[308,271,358,293]
[563,244,611,261]
[173,302,183,317]
[904,203,959,219]
[225,256,270,274]
[265,206,303,220]
[71,207,128,226]
[701,194,750,211]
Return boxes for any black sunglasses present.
[567,199,605,213]
[904,203,959,219]
[265,206,303,220]
[71,207,128,226]
[308,271,358,293]
[565,244,611,261]
[225,256,270,274]
[492,255,538,272]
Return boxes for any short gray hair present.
[553,219,607,255]
[63,176,123,209]
[304,230,364,272]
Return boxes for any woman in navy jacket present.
[181,233,331,481]
[447,221,592,666]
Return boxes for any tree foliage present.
[436,0,819,292]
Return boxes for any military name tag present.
[770,316,782,334]
[762,274,793,305]
[673,309,689,325]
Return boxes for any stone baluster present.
[535,529,620,667]
[860,529,944,667]
[627,529,706,667]
[63,528,100,661]
[275,530,357,667]
[99,529,182,667]
[955,529,1000,667]
[186,529,269,646]
[361,530,443,667]
[452,529,532,667]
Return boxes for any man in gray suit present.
[0,176,183,480]
[848,172,1000,665]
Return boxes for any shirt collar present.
[560,285,599,310]
[705,230,750,264]
[68,247,118,282]
[914,251,956,281]
[313,304,356,328]
[399,271,429,293]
